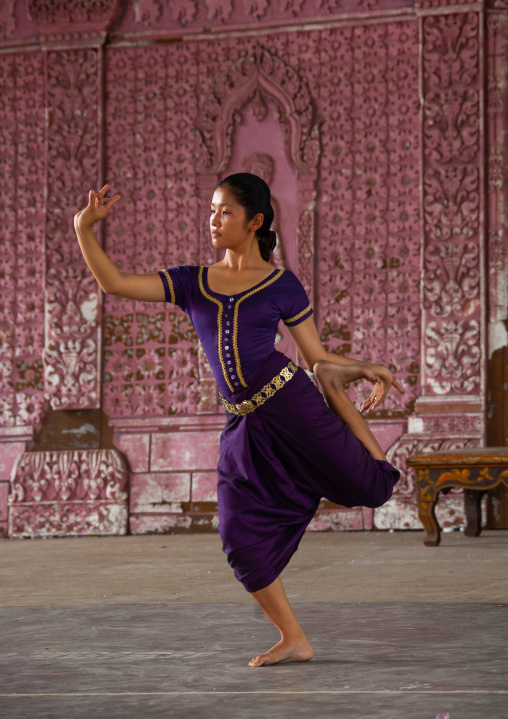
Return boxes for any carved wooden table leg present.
[418,496,441,547]
[464,489,483,537]
[408,450,508,546]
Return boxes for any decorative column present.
[486,0,508,524]
[419,6,485,409]
[486,2,508,359]
[26,0,121,410]
[386,2,487,511]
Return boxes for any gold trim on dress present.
[198,266,234,393]
[283,303,313,326]
[232,269,285,388]
[161,269,176,305]
[220,360,298,415]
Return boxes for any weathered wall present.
[0,0,506,538]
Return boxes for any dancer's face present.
[210,187,262,251]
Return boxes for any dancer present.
[75,173,402,668]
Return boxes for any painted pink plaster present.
[129,514,193,535]
[0,0,38,44]
[191,472,218,502]
[0,442,27,480]
[114,433,150,473]
[0,521,7,539]
[129,472,191,513]
[367,423,406,454]
[362,507,374,530]
[151,431,220,472]
[308,509,364,532]
[0,482,9,521]
[373,495,473,531]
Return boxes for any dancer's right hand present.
[74,184,121,229]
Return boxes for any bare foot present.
[313,359,377,389]
[248,636,314,667]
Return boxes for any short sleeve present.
[279,271,314,327]
[157,266,192,314]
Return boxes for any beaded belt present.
[220,360,298,416]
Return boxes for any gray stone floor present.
[1,530,507,718]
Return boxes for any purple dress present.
[158,265,400,593]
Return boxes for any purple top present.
[158,265,313,395]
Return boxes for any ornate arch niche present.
[194,44,321,412]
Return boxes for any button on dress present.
[158,265,400,593]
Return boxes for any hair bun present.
[267,230,277,253]
[258,229,277,261]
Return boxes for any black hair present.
[216,173,277,261]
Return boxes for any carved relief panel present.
[24,0,123,411]
[113,0,414,35]
[385,9,487,511]
[42,48,103,409]
[316,21,421,418]
[102,43,201,418]
[0,51,46,429]
[103,24,427,431]
[9,448,128,537]
[420,11,484,401]
[486,9,508,342]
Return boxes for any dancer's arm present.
[287,315,403,412]
[74,185,165,302]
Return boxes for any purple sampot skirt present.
[217,350,400,593]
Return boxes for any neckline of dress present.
[203,266,282,298]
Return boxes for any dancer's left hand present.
[360,364,403,414]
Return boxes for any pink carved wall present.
[0,0,506,538]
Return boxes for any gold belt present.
[220,360,298,416]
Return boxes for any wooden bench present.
[406,448,508,546]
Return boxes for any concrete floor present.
[1,530,507,718]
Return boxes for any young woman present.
[75,173,402,668]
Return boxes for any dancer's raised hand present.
[74,184,121,228]
[360,364,404,414]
